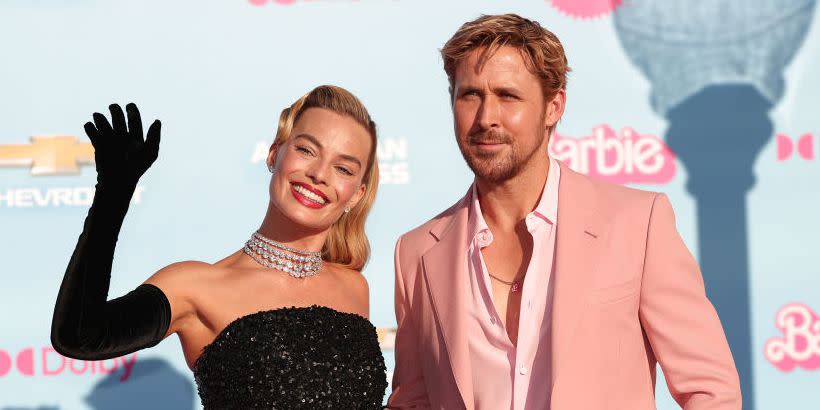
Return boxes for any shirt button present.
[519,365,528,375]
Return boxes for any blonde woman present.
[51,85,387,409]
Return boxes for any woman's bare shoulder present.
[147,261,219,285]
[328,264,371,318]
[145,251,246,291]
[143,253,247,335]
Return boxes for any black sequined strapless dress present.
[193,305,387,409]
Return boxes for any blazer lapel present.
[550,162,609,393]
[421,192,475,410]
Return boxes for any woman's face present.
[267,107,372,231]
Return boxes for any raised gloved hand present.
[51,103,171,360]
[85,103,161,188]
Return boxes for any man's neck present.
[476,155,550,232]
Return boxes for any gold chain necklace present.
[487,272,522,293]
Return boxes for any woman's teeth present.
[293,185,327,204]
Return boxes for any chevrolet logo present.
[0,136,94,176]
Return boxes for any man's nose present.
[476,97,501,130]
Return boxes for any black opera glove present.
[51,103,170,360]
[87,102,160,187]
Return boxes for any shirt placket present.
[512,215,542,410]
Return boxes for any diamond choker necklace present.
[243,231,323,278]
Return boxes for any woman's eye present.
[336,166,353,176]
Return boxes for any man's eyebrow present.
[294,133,362,168]
[458,85,482,94]
[494,86,521,95]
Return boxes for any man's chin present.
[469,163,518,182]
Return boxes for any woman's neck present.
[256,202,328,253]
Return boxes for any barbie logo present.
[549,0,623,19]
[549,125,676,185]
[764,303,820,372]
[0,347,138,381]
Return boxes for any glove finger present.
[144,119,161,164]
[83,121,102,147]
[126,103,144,144]
[109,104,127,139]
[93,112,114,139]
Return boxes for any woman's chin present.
[285,210,335,232]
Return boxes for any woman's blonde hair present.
[272,85,379,272]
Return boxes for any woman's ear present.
[347,182,367,212]
[266,142,279,171]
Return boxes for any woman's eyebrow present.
[294,133,362,167]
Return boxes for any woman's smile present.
[290,181,329,209]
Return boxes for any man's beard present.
[458,129,541,182]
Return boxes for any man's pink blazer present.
[387,161,741,410]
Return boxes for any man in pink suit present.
[387,14,741,410]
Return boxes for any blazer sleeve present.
[386,235,432,409]
[639,193,742,409]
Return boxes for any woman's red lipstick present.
[290,182,329,209]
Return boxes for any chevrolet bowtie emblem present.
[0,136,94,176]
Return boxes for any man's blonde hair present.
[273,85,379,272]
[441,14,570,132]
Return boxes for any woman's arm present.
[50,103,171,360]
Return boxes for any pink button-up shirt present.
[466,157,560,410]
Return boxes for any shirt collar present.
[535,156,560,225]
[467,156,561,240]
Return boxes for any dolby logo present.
[0,347,137,381]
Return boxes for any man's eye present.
[296,146,314,156]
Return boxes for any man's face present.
[452,46,562,182]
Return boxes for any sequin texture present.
[193,306,387,409]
